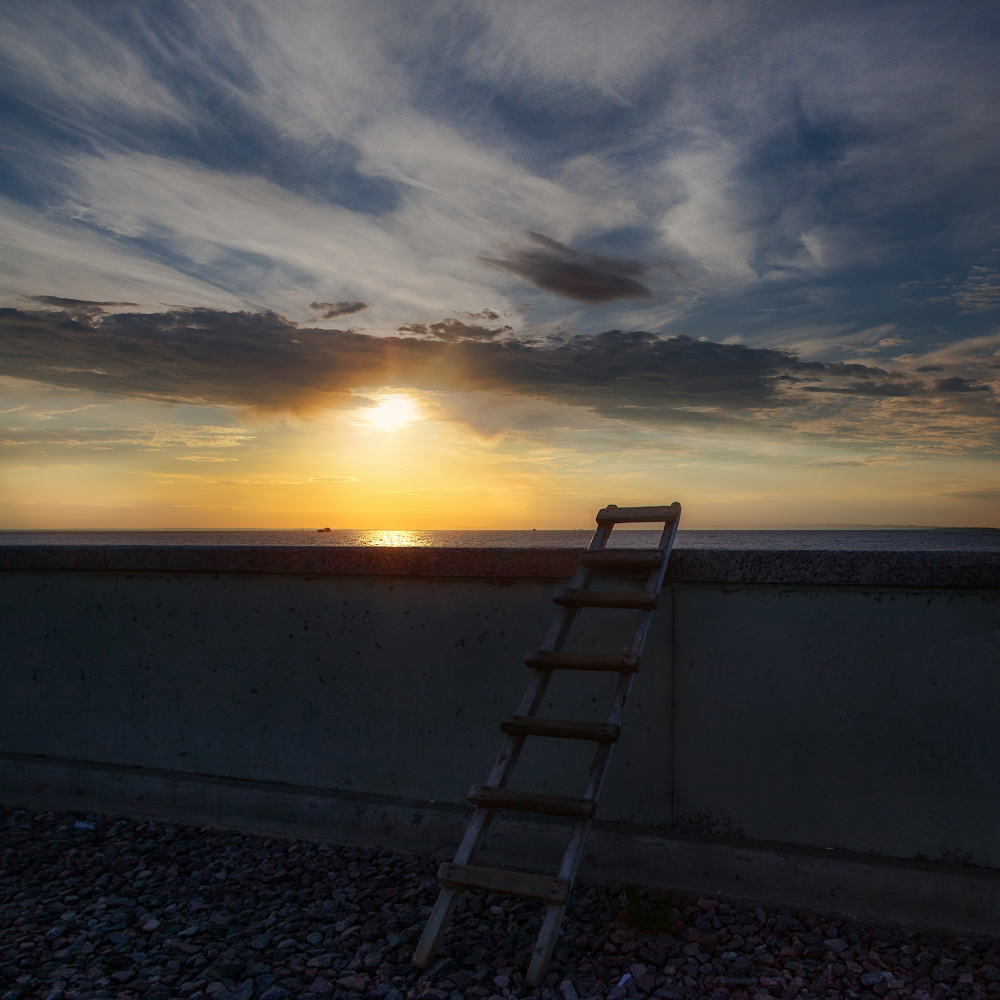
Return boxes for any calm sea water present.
[1,528,998,551]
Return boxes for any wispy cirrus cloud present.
[1,2,997,352]
[0,423,254,451]
[956,267,1000,313]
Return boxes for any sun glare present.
[364,395,419,432]
[361,530,421,546]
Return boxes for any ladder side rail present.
[413,887,460,970]
[414,803,497,967]
[528,900,570,986]
[656,505,681,560]
[479,518,616,808]
[493,519,615,782]
[511,520,613,726]
[637,508,680,625]
[587,522,615,552]
[417,512,669,978]
[496,609,572,776]
[527,671,641,986]
[525,797,601,984]
[528,614,652,985]
[529,555,672,986]
[415,520,614,971]
[527,509,681,986]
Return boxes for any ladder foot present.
[526,902,567,987]
[412,886,459,970]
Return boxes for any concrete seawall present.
[2,545,999,932]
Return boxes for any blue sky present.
[0,2,998,528]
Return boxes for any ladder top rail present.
[596,502,680,524]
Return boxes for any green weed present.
[618,885,679,935]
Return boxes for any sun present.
[364,394,420,432]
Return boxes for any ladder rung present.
[501,716,620,743]
[468,785,597,820]
[553,588,657,610]
[436,862,571,904]
[525,651,640,673]
[579,549,664,570]
[596,503,679,524]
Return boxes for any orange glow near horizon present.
[0,380,998,530]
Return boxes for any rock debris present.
[2,808,998,1000]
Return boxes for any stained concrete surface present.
[1,555,998,929]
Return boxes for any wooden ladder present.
[413,502,682,986]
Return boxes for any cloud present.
[480,233,653,304]
[944,489,1000,500]
[806,456,899,468]
[398,318,513,341]
[955,268,1000,312]
[29,296,140,312]
[0,304,822,415]
[309,300,369,319]
[934,376,992,394]
[2,2,999,357]
[1,306,995,454]
[0,422,254,450]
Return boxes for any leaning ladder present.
[413,502,682,986]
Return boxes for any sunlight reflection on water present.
[0,529,997,550]
[356,530,427,547]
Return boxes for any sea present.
[1,528,998,550]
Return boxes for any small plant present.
[619,885,680,935]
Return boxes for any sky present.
[1,1,998,529]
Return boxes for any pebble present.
[2,807,999,1000]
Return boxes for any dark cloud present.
[0,307,994,433]
[946,490,1000,499]
[397,318,513,341]
[308,301,369,319]
[934,376,992,393]
[801,378,916,397]
[28,296,140,317]
[480,233,654,304]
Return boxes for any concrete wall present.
[1,545,999,931]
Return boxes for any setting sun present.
[363,395,420,432]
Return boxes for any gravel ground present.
[3,808,998,1000]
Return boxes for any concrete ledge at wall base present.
[2,752,997,936]
[2,544,999,587]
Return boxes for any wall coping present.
[1,544,998,588]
